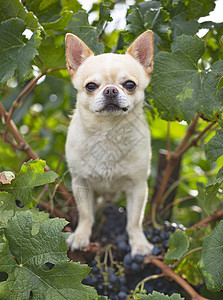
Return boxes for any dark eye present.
[85,82,98,92]
[123,81,136,91]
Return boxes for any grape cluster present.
[82,260,128,299]
[81,204,184,299]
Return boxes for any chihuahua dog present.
[65,30,154,257]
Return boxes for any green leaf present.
[205,129,223,163]
[199,220,223,292]
[61,0,82,12]
[144,8,170,41]
[137,291,184,299]
[165,231,189,260]
[203,175,223,215]
[0,18,42,84]
[97,1,113,31]
[0,0,40,30]
[36,35,66,71]
[42,10,72,31]
[170,15,199,38]
[23,0,62,23]
[217,76,223,92]
[0,192,49,234]
[66,11,104,54]
[150,35,223,122]
[126,8,145,36]
[0,211,97,299]
[0,159,58,207]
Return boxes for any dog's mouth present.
[96,104,128,113]
[103,103,128,112]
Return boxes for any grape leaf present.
[199,220,223,292]
[205,129,223,163]
[170,15,199,38]
[203,175,223,215]
[138,291,184,299]
[42,10,72,31]
[127,8,145,36]
[0,192,49,234]
[36,35,67,70]
[97,1,113,31]
[165,231,189,260]
[0,159,58,207]
[61,0,82,12]
[144,8,170,41]
[0,0,40,30]
[150,35,223,122]
[217,76,223,92]
[0,211,97,299]
[0,18,41,84]
[66,11,104,54]
[23,0,62,23]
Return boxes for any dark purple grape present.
[97,283,104,291]
[119,277,126,285]
[117,241,128,251]
[162,240,169,250]
[151,235,161,243]
[118,291,127,300]
[123,253,132,269]
[82,275,96,286]
[153,228,161,236]
[160,231,170,240]
[152,246,162,256]
[131,262,141,271]
[133,254,144,264]
[91,266,100,274]
[108,283,114,291]
[96,273,103,282]
[116,235,126,243]
[109,274,118,284]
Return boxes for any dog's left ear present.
[126,30,154,75]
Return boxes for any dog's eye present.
[123,81,136,91]
[85,82,98,92]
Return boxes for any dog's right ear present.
[65,33,93,77]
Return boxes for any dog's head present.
[65,31,153,115]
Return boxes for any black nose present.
[103,86,118,98]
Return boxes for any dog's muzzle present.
[101,86,128,112]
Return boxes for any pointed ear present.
[126,30,154,75]
[65,33,93,76]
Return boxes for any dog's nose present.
[103,86,118,98]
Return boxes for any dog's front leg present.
[66,177,94,251]
[126,181,154,257]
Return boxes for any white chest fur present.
[65,111,151,193]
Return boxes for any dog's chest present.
[80,123,145,182]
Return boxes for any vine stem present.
[158,170,215,218]
[133,273,164,296]
[151,257,208,300]
[190,208,223,229]
[158,195,194,218]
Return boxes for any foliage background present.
[0,0,223,298]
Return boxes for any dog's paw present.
[129,233,154,257]
[66,230,90,251]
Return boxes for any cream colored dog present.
[65,31,154,257]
